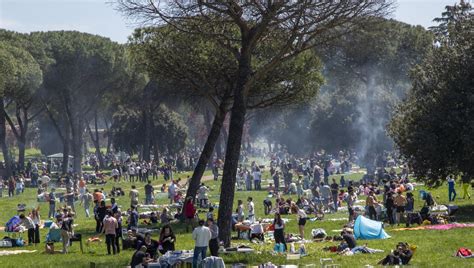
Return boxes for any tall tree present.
[0,30,52,170]
[37,31,128,173]
[389,2,473,186]
[0,40,42,176]
[118,0,392,245]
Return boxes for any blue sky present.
[0,0,462,44]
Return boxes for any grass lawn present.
[0,169,473,267]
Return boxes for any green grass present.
[0,148,43,161]
[0,170,473,267]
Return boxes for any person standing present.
[114,210,123,254]
[292,204,307,239]
[30,208,41,244]
[128,205,139,230]
[103,210,118,255]
[394,191,407,225]
[184,197,196,232]
[366,191,378,220]
[168,180,176,204]
[96,201,107,233]
[144,181,154,205]
[65,189,76,213]
[192,220,212,268]
[60,212,74,254]
[330,179,339,212]
[346,188,357,222]
[78,177,86,198]
[385,192,395,225]
[8,177,15,197]
[447,175,457,202]
[129,185,139,207]
[253,167,262,191]
[461,175,471,199]
[207,218,219,257]
[19,214,35,245]
[48,188,57,218]
[273,171,280,193]
[247,197,255,223]
[236,200,245,222]
[273,213,286,252]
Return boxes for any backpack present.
[456,248,472,257]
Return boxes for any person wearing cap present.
[192,220,212,267]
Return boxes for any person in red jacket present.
[184,197,196,232]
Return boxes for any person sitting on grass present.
[158,225,176,255]
[378,242,413,266]
[138,232,160,260]
[130,245,152,268]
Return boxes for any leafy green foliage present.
[111,104,188,155]
[389,3,474,186]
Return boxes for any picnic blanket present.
[0,250,37,256]
[393,223,474,231]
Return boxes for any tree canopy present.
[389,2,473,186]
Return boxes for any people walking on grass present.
[192,219,212,268]
[447,175,457,202]
[103,209,118,255]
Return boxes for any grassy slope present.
[0,170,473,267]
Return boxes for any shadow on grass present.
[454,204,474,222]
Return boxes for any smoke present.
[354,73,394,166]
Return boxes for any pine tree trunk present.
[0,97,12,177]
[185,104,227,202]
[217,93,247,247]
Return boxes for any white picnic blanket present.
[0,250,37,256]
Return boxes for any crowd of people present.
[2,147,473,268]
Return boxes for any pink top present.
[103,216,118,235]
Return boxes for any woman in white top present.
[30,207,41,244]
[291,204,307,239]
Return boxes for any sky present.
[0,0,464,44]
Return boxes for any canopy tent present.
[354,216,390,240]
[46,153,73,172]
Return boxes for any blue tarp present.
[354,215,390,240]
